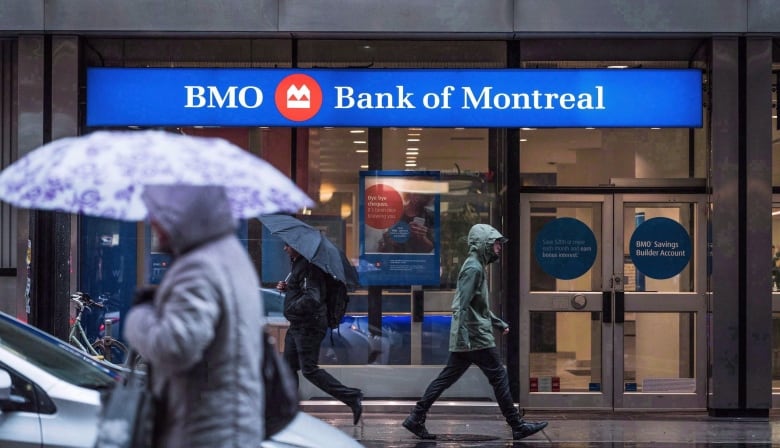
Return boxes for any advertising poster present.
[359,171,441,285]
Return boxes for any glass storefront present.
[78,37,712,402]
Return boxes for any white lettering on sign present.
[461,86,604,110]
[331,85,605,111]
[334,86,416,109]
[634,240,684,256]
[184,85,263,109]
[183,83,607,113]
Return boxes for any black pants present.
[411,348,521,425]
[283,325,361,405]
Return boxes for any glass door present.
[771,196,780,407]
[519,193,707,410]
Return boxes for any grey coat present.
[125,185,263,448]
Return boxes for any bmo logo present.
[274,74,322,121]
[184,85,264,109]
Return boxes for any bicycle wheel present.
[92,339,129,365]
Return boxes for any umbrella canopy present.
[0,130,313,221]
[258,214,358,287]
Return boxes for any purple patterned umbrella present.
[0,130,313,221]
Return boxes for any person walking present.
[277,243,364,425]
[402,224,548,440]
[124,185,263,447]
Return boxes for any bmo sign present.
[87,67,702,128]
[184,85,264,109]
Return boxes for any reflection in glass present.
[530,311,601,392]
[626,312,696,393]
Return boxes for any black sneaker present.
[402,416,436,440]
[512,420,548,440]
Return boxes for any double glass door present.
[518,193,707,410]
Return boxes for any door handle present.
[614,291,625,323]
[602,291,612,323]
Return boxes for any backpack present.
[305,264,350,332]
[322,274,350,331]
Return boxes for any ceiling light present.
[608,65,629,69]
[360,164,369,169]
[406,147,419,151]
[350,129,365,134]
[406,155,417,159]
[408,133,421,137]
[355,149,368,153]
[521,127,536,131]
[405,163,417,167]
[341,203,352,218]
[407,138,420,142]
[319,183,335,203]
[520,138,528,142]
[408,127,423,131]
[353,140,367,144]
[585,127,595,130]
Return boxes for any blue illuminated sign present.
[87,68,702,128]
[629,217,691,279]
[534,217,598,280]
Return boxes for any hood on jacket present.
[467,223,507,264]
[141,185,237,255]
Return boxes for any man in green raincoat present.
[402,224,548,440]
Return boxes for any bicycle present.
[69,291,130,365]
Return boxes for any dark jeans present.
[411,348,521,425]
[283,325,361,405]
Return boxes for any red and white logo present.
[275,74,322,122]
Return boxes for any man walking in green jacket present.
[402,224,548,440]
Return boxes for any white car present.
[0,311,363,448]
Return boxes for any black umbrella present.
[258,214,358,287]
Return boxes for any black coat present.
[283,255,328,329]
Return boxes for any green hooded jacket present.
[449,224,509,352]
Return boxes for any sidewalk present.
[304,402,778,447]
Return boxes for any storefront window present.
[382,127,492,289]
[520,127,707,187]
[518,60,707,187]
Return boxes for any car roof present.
[0,311,122,380]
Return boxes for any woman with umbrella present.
[125,185,264,447]
[0,130,317,446]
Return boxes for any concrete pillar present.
[743,37,772,412]
[709,36,772,417]
[17,36,78,339]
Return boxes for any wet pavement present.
[306,403,778,447]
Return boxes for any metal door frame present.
[519,193,708,410]
[771,194,780,408]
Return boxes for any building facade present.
[0,0,778,416]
